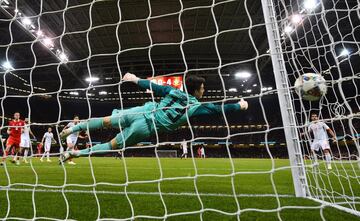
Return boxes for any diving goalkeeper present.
[60,73,248,162]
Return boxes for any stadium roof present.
[0,0,359,122]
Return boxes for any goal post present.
[261,0,308,198]
[264,0,360,217]
[0,0,360,219]
[156,150,178,158]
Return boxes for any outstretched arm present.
[29,129,36,139]
[123,72,173,97]
[192,99,248,117]
[41,135,45,144]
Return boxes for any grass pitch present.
[0,157,359,220]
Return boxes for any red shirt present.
[8,120,25,141]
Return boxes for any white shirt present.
[308,122,329,140]
[21,124,30,140]
[66,122,79,140]
[43,132,54,144]
[181,141,187,153]
[200,147,205,155]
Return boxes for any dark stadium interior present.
[0,0,359,157]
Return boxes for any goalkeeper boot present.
[59,150,79,164]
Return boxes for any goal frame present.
[156,150,178,158]
[261,0,360,217]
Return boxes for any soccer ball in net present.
[294,73,327,101]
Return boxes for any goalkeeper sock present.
[78,142,112,156]
[71,118,103,133]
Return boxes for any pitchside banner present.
[147,76,183,92]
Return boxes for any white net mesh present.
[0,0,359,220]
[273,0,360,215]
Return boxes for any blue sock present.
[78,142,112,156]
[71,118,103,133]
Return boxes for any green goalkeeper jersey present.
[138,79,241,132]
[148,89,201,131]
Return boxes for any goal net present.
[156,150,178,158]
[0,0,359,220]
[272,0,360,216]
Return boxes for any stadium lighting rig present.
[1,61,14,71]
[291,14,302,24]
[304,0,318,11]
[0,2,69,64]
[228,88,237,92]
[85,76,100,83]
[235,71,252,79]
[69,91,79,96]
[338,48,350,57]
[281,0,320,37]
[284,26,293,34]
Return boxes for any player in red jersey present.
[0,112,25,165]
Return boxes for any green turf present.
[0,157,359,220]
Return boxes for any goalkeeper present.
[60,73,248,162]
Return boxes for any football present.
[294,73,327,101]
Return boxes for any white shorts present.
[44,142,51,152]
[20,139,31,148]
[66,136,78,146]
[311,140,330,151]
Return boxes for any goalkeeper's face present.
[194,83,205,99]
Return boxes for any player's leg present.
[20,139,28,163]
[46,144,51,162]
[12,145,21,165]
[40,150,46,162]
[1,140,14,164]
[66,140,76,165]
[40,143,49,162]
[60,106,145,139]
[310,141,320,167]
[23,147,29,163]
[322,141,332,170]
[60,117,152,162]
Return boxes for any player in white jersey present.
[40,127,56,162]
[200,145,205,158]
[304,113,337,170]
[20,118,36,163]
[180,140,188,159]
[62,116,87,165]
